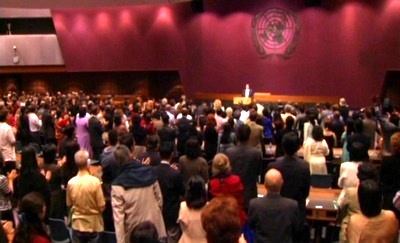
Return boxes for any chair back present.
[311,174,332,188]
[101,231,117,243]
[48,218,71,243]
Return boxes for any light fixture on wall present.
[13,45,20,64]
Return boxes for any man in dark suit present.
[267,132,310,242]
[242,84,254,98]
[88,105,104,162]
[176,107,193,157]
[225,124,262,210]
[153,142,185,243]
[249,168,300,243]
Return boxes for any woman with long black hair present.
[13,192,50,243]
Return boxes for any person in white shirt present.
[0,107,17,173]
[27,105,42,147]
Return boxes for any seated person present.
[347,180,399,242]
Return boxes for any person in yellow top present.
[66,149,105,242]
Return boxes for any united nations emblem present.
[251,8,301,59]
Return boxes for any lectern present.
[233,97,252,105]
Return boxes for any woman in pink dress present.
[75,105,92,156]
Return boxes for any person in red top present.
[209,153,247,226]
[13,192,51,243]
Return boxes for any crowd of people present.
[0,90,399,242]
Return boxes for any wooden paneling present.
[0,70,183,101]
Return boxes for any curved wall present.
[52,0,400,107]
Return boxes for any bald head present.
[75,149,90,170]
[264,169,284,194]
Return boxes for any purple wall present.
[52,0,400,107]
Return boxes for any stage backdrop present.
[52,0,400,107]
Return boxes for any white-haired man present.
[67,149,105,242]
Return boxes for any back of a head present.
[15,192,47,243]
[159,142,174,160]
[285,116,295,129]
[186,176,207,210]
[324,118,333,130]
[357,163,378,182]
[365,107,373,119]
[108,129,119,146]
[132,114,142,126]
[146,135,159,150]
[19,192,45,220]
[113,114,122,126]
[181,107,188,116]
[358,180,382,218]
[264,168,284,194]
[282,132,300,156]
[113,145,132,166]
[63,125,75,138]
[311,126,324,141]
[0,107,8,122]
[119,133,134,150]
[130,221,160,243]
[42,143,57,164]
[391,132,400,155]
[74,150,89,170]
[212,153,231,175]
[284,104,292,113]
[201,197,241,243]
[20,146,38,174]
[65,140,80,165]
[249,110,257,122]
[349,142,369,162]
[354,118,364,133]
[185,139,201,159]
[161,112,169,124]
[78,106,87,118]
[91,105,99,116]
[236,124,251,143]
